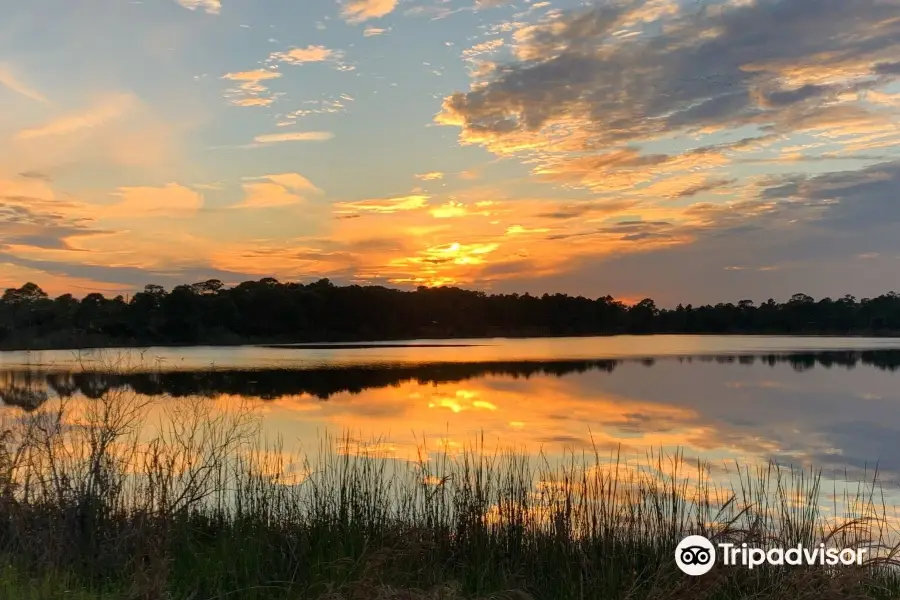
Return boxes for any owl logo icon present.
[675,535,716,575]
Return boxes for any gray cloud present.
[544,219,674,241]
[534,199,640,220]
[620,231,677,242]
[17,171,51,182]
[481,259,541,277]
[439,0,900,183]
[874,61,900,75]
[676,178,736,198]
[0,249,263,292]
[665,91,755,129]
[0,195,106,251]
[762,84,835,108]
[491,223,900,305]
[442,0,900,306]
[763,159,900,228]
[487,160,900,303]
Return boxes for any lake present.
[3,335,900,520]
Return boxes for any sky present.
[1,0,900,305]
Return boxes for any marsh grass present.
[0,367,898,599]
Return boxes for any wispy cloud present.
[253,131,334,144]
[221,70,281,82]
[268,45,340,64]
[231,97,275,107]
[242,173,323,195]
[16,94,135,140]
[221,69,282,107]
[505,225,550,235]
[0,63,48,103]
[363,26,391,36]
[336,195,430,215]
[235,173,323,208]
[107,183,203,218]
[275,96,354,127]
[174,0,221,15]
[237,182,303,209]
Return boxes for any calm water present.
[5,334,900,370]
[3,335,900,508]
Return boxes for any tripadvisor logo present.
[675,535,868,576]
[675,535,716,576]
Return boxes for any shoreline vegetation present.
[3,279,900,351]
[0,381,899,599]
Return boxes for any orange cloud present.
[269,45,339,64]
[505,225,550,235]
[234,173,322,209]
[105,183,203,218]
[430,201,468,218]
[221,70,282,107]
[206,235,365,277]
[310,185,699,289]
[335,194,430,215]
[246,173,322,194]
[385,242,501,286]
[341,0,398,23]
[232,97,275,107]
[237,183,303,209]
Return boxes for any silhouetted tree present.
[3,278,900,349]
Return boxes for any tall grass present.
[0,382,897,599]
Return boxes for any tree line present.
[2,278,900,349]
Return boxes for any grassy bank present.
[0,389,898,599]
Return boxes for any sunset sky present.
[2,0,900,305]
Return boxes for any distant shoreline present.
[2,331,900,353]
[261,342,484,349]
[4,280,900,352]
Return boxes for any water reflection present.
[2,350,900,410]
[1,350,900,492]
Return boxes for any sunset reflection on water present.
[2,342,900,522]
